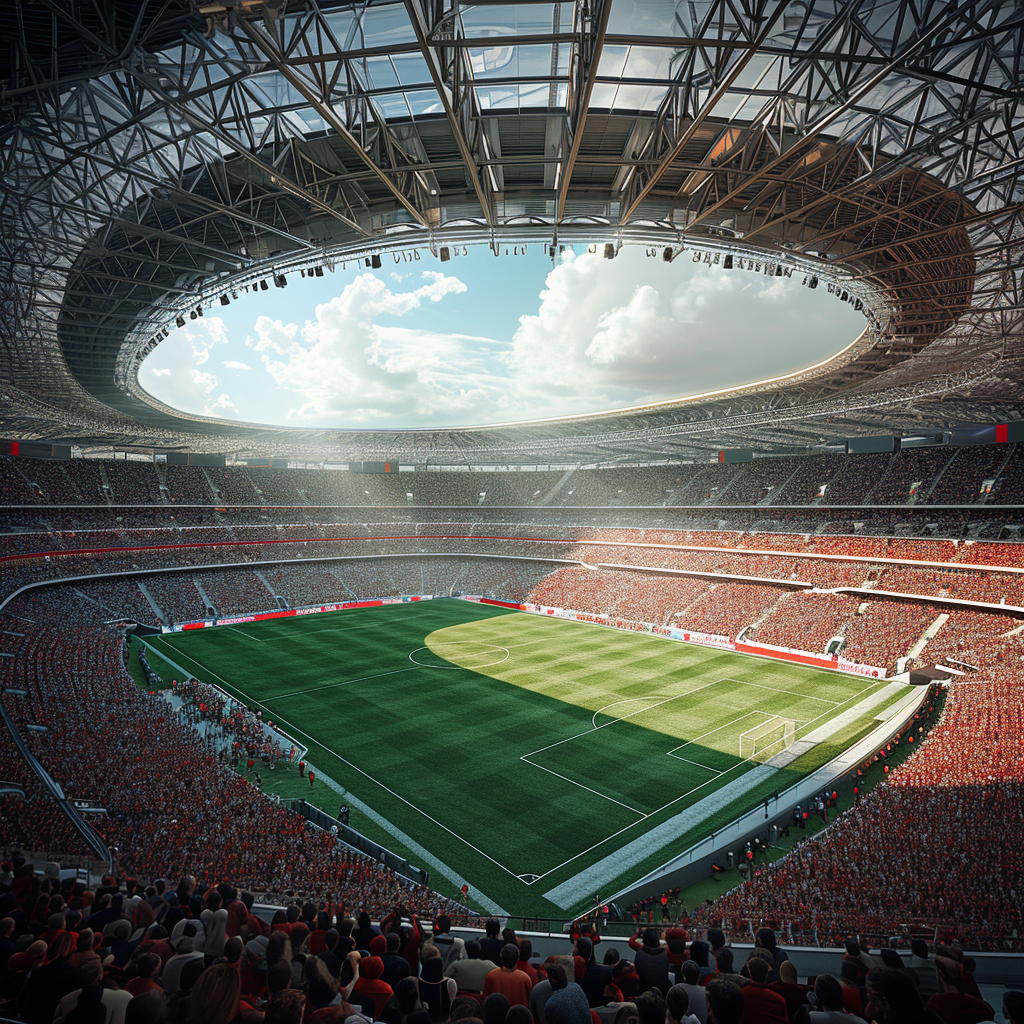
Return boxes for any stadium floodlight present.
[775,265,783,276]
[314,266,323,277]
[259,280,268,291]
[603,243,615,259]
[439,246,450,262]
[663,247,673,262]
[175,316,185,328]
[189,310,197,320]
[274,274,287,288]
[723,254,733,269]
[371,254,382,269]
[220,295,230,306]
[808,276,818,289]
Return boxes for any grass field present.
[143,599,903,917]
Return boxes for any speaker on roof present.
[808,276,818,289]
[723,254,733,269]
[371,254,382,269]
[439,246,450,262]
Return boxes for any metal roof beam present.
[403,0,494,225]
[618,0,793,224]
[556,0,613,222]
[126,55,370,238]
[233,13,431,229]
[686,1,1004,233]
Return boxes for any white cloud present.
[206,393,239,416]
[139,317,242,420]
[255,270,485,423]
[141,250,862,428]
[191,368,218,394]
[504,249,859,408]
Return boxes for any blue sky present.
[140,245,864,429]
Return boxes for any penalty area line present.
[522,674,736,761]
[519,756,648,816]
[665,753,724,774]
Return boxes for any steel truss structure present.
[1,0,1023,464]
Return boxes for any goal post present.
[739,716,796,762]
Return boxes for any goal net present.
[739,716,796,762]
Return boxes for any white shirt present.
[54,987,133,1024]
[201,907,229,957]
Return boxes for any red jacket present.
[665,929,689,966]
[354,975,394,1018]
[739,982,789,1024]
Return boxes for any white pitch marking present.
[228,618,395,642]
[157,626,887,887]
[226,626,264,641]
[153,636,528,889]
[714,675,841,705]
[408,643,510,670]
[263,665,424,702]
[521,676,887,884]
[665,754,725,774]
[521,675,736,761]
[519,757,647,815]
[665,710,769,756]
[592,696,668,730]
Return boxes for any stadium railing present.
[0,701,113,872]
[286,798,431,888]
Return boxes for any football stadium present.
[1,0,1023,1021]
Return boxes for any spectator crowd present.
[0,876,1020,1024]
[2,452,1024,965]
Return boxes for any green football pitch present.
[143,599,902,918]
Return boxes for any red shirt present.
[483,968,533,1007]
[125,977,162,997]
[842,985,863,1015]
[518,961,539,986]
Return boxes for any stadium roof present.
[1,0,1023,464]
